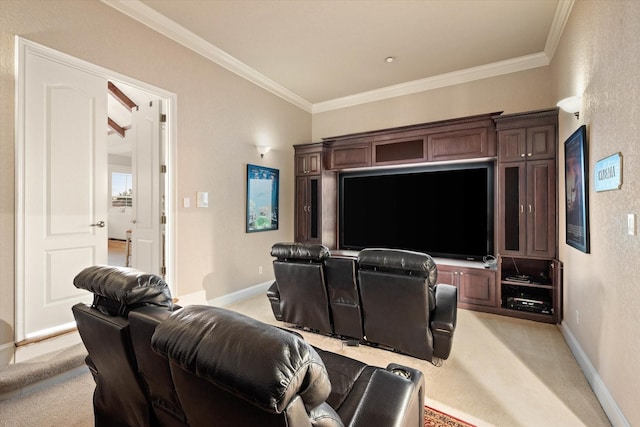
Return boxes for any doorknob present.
[90,221,105,228]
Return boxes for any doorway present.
[15,38,176,348]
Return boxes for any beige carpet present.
[227,295,612,427]
[0,294,611,426]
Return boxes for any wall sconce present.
[557,95,582,119]
[256,145,271,158]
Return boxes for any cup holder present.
[390,368,411,379]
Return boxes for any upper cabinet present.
[323,111,499,170]
[295,148,323,176]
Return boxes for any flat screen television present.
[339,162,494,261]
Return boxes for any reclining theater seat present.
[357,248,458,362]
[152,305,425,427]
[270,242,333,334]
[72,265,177,427]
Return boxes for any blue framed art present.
[564,125,590,253]
[246,164,279,232]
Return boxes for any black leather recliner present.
[270,242,333,334]
[357,248,458,362]
[152,305,425,427]
[72,265,182,427]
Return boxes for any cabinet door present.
[295,176,321,243]
[498,129,526,162]
[428,128,490,161]
[526,160,556,258]
[436,265,457,286]
[458,268,496,307]
[331,142,371,169]
[295,152,322,175]
[499,163,526,255]
[294,176,309,242]
[526,125,556,160]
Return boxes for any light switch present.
[197,192,209,208]
[183,197,190,208]
[628,213,636,235]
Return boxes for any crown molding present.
[312,52,550,114]
[102,0,572,115]
[101,0,313,113]
[544,0,575,60]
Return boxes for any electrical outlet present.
[258,266,263,274]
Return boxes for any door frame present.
[14,37,177,343]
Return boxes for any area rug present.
[424,405,476,427]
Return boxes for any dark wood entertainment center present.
[294,108,562,324]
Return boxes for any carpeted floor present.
[0,294,612,426]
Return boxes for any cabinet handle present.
[520,205,524,213]
[520,153,525,158]
[528,204,532,213]
[527,153,532,157]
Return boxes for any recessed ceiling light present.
[385,56,395,63]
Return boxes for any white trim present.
[100,0,574,114]
[544,0,576,61]
[312,53,549,114]
[208,281,273,308]
[560,322,629,427]
[14,37,177,340]
[100,0,312,113]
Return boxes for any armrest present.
[431,284,457,336]
[266,281,279,299]
[347,364,424,427]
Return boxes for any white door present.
[130,100,162,274]
[18,46,108,340]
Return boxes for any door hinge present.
[160,164,167,173]
[160,114,167,123]
[161,215,167,224]
[161,266,166,276]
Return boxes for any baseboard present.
[207,281,273,307]
[14,331,82,363]
[560,322,630,427]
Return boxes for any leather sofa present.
[267,243,458,363]
[73,265,425,427]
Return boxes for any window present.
[112,172,132,207]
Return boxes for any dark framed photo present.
[564,125,590,253]
[246,164,279,232]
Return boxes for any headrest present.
[270,242,330,262]
[151,305,331,414]
[73,265,173,315]
[358,248,438,287]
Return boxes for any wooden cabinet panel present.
[331,142,370,169]
[526,160,556,258]
[498,129,526,161]
[296,151,322,176]
[459,269,496,307]
[436,264,496,307]
[372,137,427,165]
[526,125,556,160]
[428,128,490,161]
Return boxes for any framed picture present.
[246,164,279,232]
[564,125,590,253]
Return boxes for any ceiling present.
[103,0,572,113]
